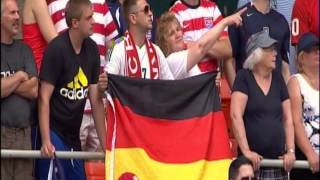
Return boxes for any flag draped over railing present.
[105,73,232,180]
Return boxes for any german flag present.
[105,73,232,180]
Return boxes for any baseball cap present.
[297,32,319,54]
[246,30,278,56]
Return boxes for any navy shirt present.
[232,69,289,158]
[229,3,290,73]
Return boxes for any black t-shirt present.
[232,69,289,158]
[40,31,100,150]
[229,3,290,73]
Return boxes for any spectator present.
[231,30,295,179]
[288,33,319,180]
[107,0,156,42]
[170,0,235,86]
[229,156,255,180]
[43,0,118,153]
[22,0,58,72]
[291,0,319,74]
[237,0,297,74]
[104,0,174,80]
[156,9,244,79]
[1,0,38,179]
[291,0,319,46]
[37,0,106,179]
[229,0,291,82]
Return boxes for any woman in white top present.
[155,8,246,79]
[288,32,319,179]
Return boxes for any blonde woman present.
[288,32,319,180]
[156,8,246,79]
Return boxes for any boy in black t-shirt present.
[37,0,106,179]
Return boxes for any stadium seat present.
[220,76,233,138]
[85,161,105,180]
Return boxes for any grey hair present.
[243,47,263,70]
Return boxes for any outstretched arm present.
[186,7,246,71]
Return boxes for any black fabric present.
[228,3,290,73]
[1,40,37,128]
[39,31,100,150]
[290,147,320,180]
[232,69,289,158]
[107,72,221,120]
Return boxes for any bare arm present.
[89,84,106,150]
[288,77,319,173]
[38,81,55,158]
[282,99,295,152]
[231,92,250,153]
[223,57,236,88]
[31,0,58,42]
[186,8,246,71]
[282,61,290,83]
[14,76,38,99]
[280,99,296,171]
[1,71,28,98]
[231,91,263,170]
[207,37,232,60]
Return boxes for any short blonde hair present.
[156,12,180,57]
[243,48,263,70]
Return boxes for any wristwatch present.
[287,148,295,153]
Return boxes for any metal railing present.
[1,149,310,169]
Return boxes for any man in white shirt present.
[105,0,173,80]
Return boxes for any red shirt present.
[291,0,319,45]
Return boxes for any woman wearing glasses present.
[230,30,295,180]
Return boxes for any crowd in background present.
[1,0,319,179]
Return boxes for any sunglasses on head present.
[241,176,256,180]
[131,4,151,14]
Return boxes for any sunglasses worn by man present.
[130,4,150,14]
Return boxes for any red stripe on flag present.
[107,99,232,163]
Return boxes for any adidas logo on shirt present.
[60,67,89,100]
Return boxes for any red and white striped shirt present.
[47,0,118,65]
[170,0,227,73]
